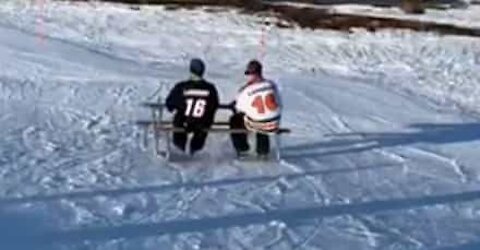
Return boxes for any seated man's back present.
[230,60,282,157]
[167,79,219,129]
[165,58,219,155]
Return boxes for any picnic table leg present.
[152,109,161,157]
[164,130,171,161]
[274,134,282,162]
[142,126,148,149]
[157,94,169,159]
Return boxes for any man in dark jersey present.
[166,58,219,155]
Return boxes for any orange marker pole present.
[259,23,267,61]
[35,0,46,45]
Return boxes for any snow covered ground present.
[1,0,480,249]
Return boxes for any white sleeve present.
[235,89,248,114]
[272,81,282,110]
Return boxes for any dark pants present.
[172,114,208,155]
[230,113,270,155]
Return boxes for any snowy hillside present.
[1,0,480,249]
[325,3,480,29]
[265,0,480,29]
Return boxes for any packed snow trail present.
[1,3,480,250]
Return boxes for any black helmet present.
[190,58,205,77]
[244,59,262,76]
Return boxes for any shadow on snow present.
[284,123,480,159]
[0,163,396,206]
[22,189,480,246]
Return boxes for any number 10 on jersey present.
[251,93,278,114]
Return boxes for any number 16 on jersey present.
[185,98,207,118]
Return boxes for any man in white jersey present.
[229,60,282,157]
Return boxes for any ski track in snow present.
[0,1,480,249]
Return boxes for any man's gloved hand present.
[223,101,236,111]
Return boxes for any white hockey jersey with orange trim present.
[235,80,282,133]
